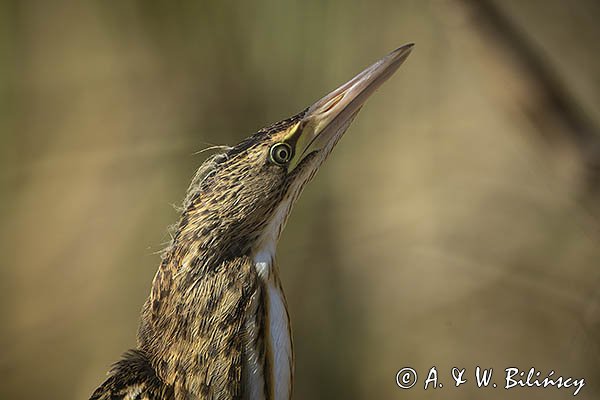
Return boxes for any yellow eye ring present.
[269,143,293,165]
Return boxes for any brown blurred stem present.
[463,0,600,195]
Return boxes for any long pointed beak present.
[287,43,414,171]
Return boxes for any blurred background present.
[1,0,600,399]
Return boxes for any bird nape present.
[90,43,413,400]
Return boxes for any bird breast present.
[249,251,293,400]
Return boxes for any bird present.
[90,43,413,400]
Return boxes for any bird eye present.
[269,143,293,166]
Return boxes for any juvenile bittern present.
[90,44,413,400]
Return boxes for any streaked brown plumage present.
[90,44,413,400]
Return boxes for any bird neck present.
[251,192,295,280]
[137,205,294,399]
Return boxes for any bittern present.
[90,44,413,400]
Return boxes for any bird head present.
[177,44,414,267]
